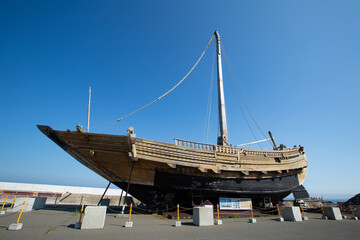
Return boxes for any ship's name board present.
[219,198,252,210]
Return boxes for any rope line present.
[95,34,215,132]
[203,47,216,143]
[221,44,273,149]
[221,45,262,149]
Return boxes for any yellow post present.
[321,205,325,216]
[276,204,281,218]
[349,205,355,217]
[177,204,180,222]
[1,196,8,211]
[79,202,85,223]
[11,195,17,208]
[128,203,133,222]
[339,205,345,217]
[217,204,220,220]
[16,201,26,224]
[300,205,305,217]
[250,203,254,219]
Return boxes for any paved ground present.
[0,208,359,240]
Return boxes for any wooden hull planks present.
[37,125,308,206]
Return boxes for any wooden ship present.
[38,31,308,207]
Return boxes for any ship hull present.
[114,171,299,207]
[38,125,307,207]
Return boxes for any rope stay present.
[221,44,273,149]
[95,34,214,131]
[116,35,214,122]
[98,35,214,131]
[203,47,216,144]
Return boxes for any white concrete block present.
[193,206,214,226]
[174,221,181,227]
[80,206,107,230]
[352,216,358,220]
[302,216,309,221]
[276,217,284,222]
[0,210,5,215]
[125,221,133,228]
[8,223,23,231]
[214,219,222,225]
[249,218,256,223]
[280,207,302,222]
[323,207,342,220]
[6,197,35,213]
[322,216,328,220]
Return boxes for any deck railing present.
[174,138,301,158]
[174,139,214,151]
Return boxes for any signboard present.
[219,198,252,210]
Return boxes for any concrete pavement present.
[0,208,359,240]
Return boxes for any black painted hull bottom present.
[114,171,299,208]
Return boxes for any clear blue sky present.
[1,0,359,200]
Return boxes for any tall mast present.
[87,86,91,132]
[214,30,229,146]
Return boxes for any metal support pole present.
[128,203,133,222]
[119,190,124,206]
[321,205,325,216]
[79,202,85,223]
[250,203,254,219]
[1,196,7,211]
[11,195,16,208]
[121,161,136,214]
[98,182,111,206]
[339,204,345,217]
[277,204,281,218]
[350,205,355,217]
[16,201,26,224]
[300,205,305,217]
[177,204,180,222]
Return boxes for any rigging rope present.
[221,44,273,149]
[203,47,216,143]
[221,44,262,149]
[95,34,215,131]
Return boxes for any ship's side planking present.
[38,125,307,207]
